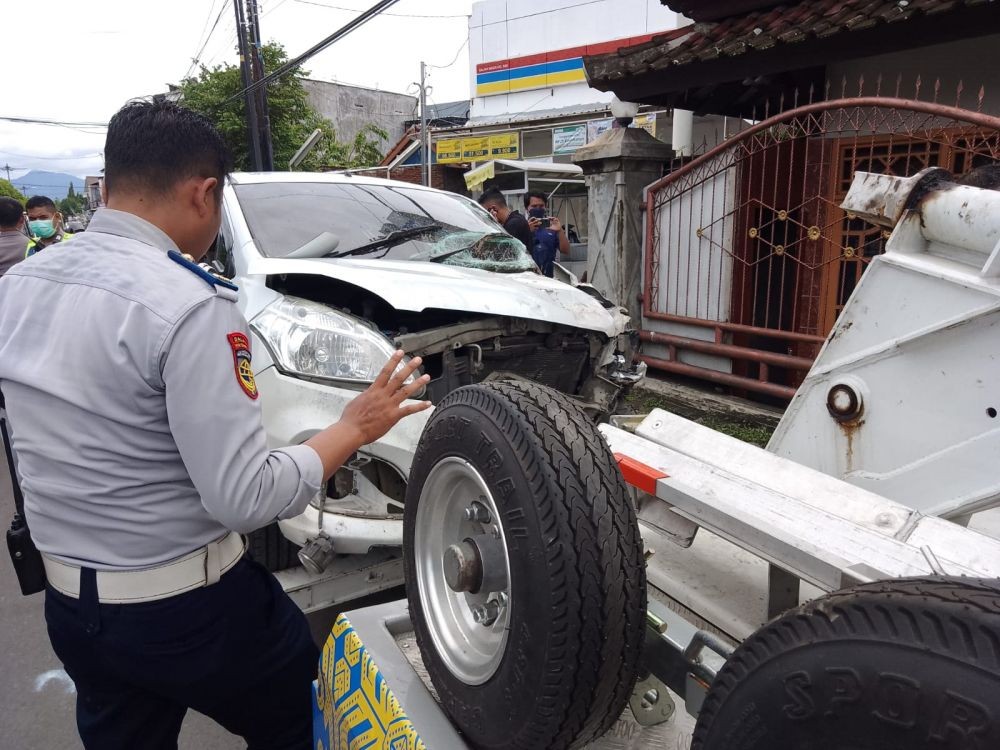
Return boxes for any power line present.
[183,0,230,80]
[0,150,102,161]
[292,0,468,18]
[427,36,469,70]
[0,116,107,128]
[219,0,406,107]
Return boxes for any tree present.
[67,182,77,199]
[179,43,387,172]
[0,179,25,203]
[58,192,87,217]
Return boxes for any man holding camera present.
[524,191,570,278]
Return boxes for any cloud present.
[0,122,105,179]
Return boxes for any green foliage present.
[58,192,88,217]
[179,42,387,172]
[0,179,25,203]
[67,182,77,198]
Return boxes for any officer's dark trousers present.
[44,556,319,750]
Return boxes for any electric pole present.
[246,0,274,171]
[234,0,264,171]
[419,61,429,187]
[2,164,11,182]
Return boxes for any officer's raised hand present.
[305,350,431,478]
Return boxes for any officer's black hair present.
[25,195,57,212]
[104,100,232,198]
[523,190,548,209]
[0,197,23,229]
[477,188,507,209]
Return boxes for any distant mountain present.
[11,170,86,201]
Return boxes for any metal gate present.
[642,94,1000,400]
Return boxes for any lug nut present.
[471,599,501,626]
[463,500,491,523]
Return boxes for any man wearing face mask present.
[25,195,73,256]
[0,101,431,749]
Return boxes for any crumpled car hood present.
[249,255,621,337]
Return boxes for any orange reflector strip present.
[614,453,668,495]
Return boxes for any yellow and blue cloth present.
[313,615,425,750]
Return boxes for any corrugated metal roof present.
[463,102,613,129]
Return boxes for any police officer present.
[0,101,431,749]
[24,194,73,256]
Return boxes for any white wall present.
[469,0,684,120]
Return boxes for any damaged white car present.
[207,172,644,573]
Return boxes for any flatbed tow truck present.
[299,168,1000,750]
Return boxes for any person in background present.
[0,197,28,277]
[25,195,72,257]
[478,188,534,253]
[524,191,570,278]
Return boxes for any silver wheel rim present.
[414,456,512,685]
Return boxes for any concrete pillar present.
[573,126,673,327]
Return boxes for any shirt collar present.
[86,208,182,254]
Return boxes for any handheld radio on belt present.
[1,388,47,595]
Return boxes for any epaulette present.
[168,250,239,292]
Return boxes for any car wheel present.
[403,380,646,750]
[692,576,1000,750]
[246,522,301,572]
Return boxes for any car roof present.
[228,171,441,193]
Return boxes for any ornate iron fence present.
[642,85,1000,400]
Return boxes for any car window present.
[233,181,535,273]
[204,211,235,277]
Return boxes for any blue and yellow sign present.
[313,615,425,750]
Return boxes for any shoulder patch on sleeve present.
[227,332,259,400]
[168,250,239,292]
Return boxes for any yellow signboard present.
[489,133,519,159]
[436,138,463,164]
[435,134,520,164]
[462,136,491,161]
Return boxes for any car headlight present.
[251,295,406,386]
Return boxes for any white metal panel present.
[770,173,1000,518]
[470,1,487,28]
[481,0,509,26]
[481,20,510,65]
[655,167,736,322]
[601,411,1000,590]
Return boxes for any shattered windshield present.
[234,181,537,273]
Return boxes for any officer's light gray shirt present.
[0,208,323,570]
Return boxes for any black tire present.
[403,381,646,750]
[693,576,1000,750]
[246,522,300,572]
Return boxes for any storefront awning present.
[464,159,584,192]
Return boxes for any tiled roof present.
[587,0,991,84]
[663,1,785,23]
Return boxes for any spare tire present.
[693,576,1000,750]
[246,522,300,572]
[403,381,646,750]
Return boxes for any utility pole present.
[234,0,264,171]
[419,61,429,187]
[2,164,11,182]
[246,0,274,171]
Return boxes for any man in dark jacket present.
[478,188,534,252]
